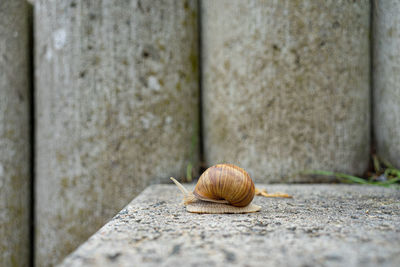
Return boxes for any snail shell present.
[171,164,261,214]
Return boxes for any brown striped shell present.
[170,164,260,213]
[194,164,255,207]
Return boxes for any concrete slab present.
[59,184,400,267]
[34,1,199,265]
[201,0,371,182]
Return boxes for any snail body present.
[171,164,261,214]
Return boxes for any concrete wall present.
[373,0,400,168]
[201,0,371,182]
[34,0,199,265]
[4,0,400,265]
[0,1,31,266]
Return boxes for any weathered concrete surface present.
[373,0,400,169]
[34,1,199,266]
[0,1,31,266]
[201,0,371,182]
[60,184,400,267]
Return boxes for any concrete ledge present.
[59,184,400,266]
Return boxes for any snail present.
[170,164,261,214]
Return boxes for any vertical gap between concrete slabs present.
[369,0,376,162]
[197,0,205,174]
[28,2,35,266]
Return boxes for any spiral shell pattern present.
[193,164,255,207]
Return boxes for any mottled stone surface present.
[201,0,371,182]
[373,0,400,168]
[0,1,31,266]
[34,1,199,266]
[60,184,400,267]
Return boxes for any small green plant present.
[185,119,199,183]
[302,155,400,188]
[186,162,193,183]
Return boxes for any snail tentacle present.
[170,177,197,205]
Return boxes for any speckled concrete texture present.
[0,1,31,266]
[60,184,400,267]
[34,1,199,266]
[373,1,400,169]
[201,0,371,182]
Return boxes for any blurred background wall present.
[0,0,399,266]
[34,0,199,266]
[373,1,400,170]
[201,0,370,182]
[0,1,31,266]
